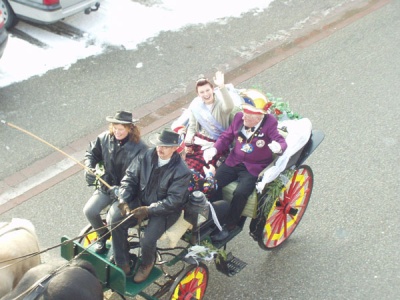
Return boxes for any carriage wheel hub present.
[283,202,298,216]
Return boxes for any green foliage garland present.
[247,86,302,121]
[259,169,295,218]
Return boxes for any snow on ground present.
[0,0,274,88]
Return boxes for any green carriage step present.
[125,267,163,297]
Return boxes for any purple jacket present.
[214,112,287,177]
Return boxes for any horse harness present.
[22,263,78,300]
[23,273,54,300]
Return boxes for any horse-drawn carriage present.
[60,124,324,299]
[1,88,324,300]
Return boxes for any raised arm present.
[213,71,234,113]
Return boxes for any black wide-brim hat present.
[106,111,138,124]
[149,128,180,147]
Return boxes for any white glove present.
[256,172,269,193]
[203,147,217,163]
[256,181,266,194]
[268,141,282,154]
[193,137,214,150]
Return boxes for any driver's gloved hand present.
[118,202,130,217]
[107,186,119,201]
[85,168,97,186]
[131,206,149,224]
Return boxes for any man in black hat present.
[83,111,147,254]
[108,128,191,283]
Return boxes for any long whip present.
[1,120,111,189]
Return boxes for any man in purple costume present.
[203,90,287,241]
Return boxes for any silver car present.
[0,9,8,59]
[0,0,101,29]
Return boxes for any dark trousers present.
[109,201,180,267]
[210,163,258,228]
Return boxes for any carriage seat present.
[158,211,192,247]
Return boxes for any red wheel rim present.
[261,165,313,249]
[170,265,208,300]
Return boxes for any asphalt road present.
[0,0,376,181]
[1,0,399,299]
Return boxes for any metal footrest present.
[215,252,247,277]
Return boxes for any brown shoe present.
[117,264,131,276]
[133,263,154,283]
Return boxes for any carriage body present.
[60,128,324,299]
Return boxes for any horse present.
[0,259,103,300]
[0,218,41,298]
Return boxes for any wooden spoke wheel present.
[168,263,209,300]
[258,165,314,250]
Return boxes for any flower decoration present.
[242,86,301,120]
[264,102,273,112]
[265,92,301,120]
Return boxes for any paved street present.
[0,0,399,299]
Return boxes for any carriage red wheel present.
[168,263,209,300]
[258,165,314,250]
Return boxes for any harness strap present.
[20,262,78,300]
[23,274,53,300]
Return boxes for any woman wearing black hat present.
[83,111,148,254]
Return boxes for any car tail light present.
[43,0,60,5]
